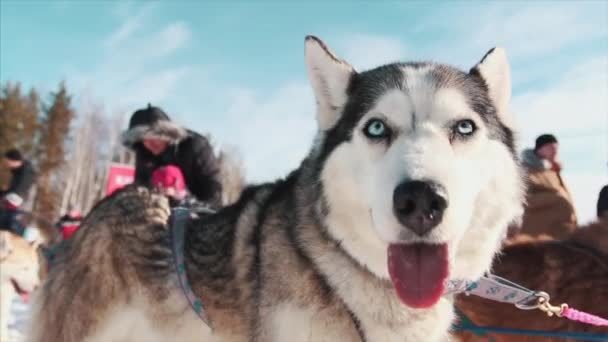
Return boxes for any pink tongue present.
[387,243,449,309]
[19,293,30,304]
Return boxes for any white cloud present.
[68,4,195,112]
[338,34,407,71]
[103,2,157,49]
[197,82,317,183]
[154,22,192,58]
[119,66,192,105]
[468,3,606,60]
[103,15,142,48]
[512,57,608,143]
[102,21,192,65]
[412,1,608,75]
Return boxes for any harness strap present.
[445,274,539,307]
[170,207,213,329]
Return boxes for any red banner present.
[105,163,135,195]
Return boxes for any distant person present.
[0,149,36,235]
[121,104,223,208]
[516,134,577,239]
[597,185,608,220]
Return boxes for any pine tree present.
[34,81,75,221]
[0,82,24,150]
[21,88,41,155]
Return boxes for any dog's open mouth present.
[10,278,31,303]
[387,243,449,309]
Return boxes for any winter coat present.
[3,160,36,203]
[121,105,223,208]
[517,149,577,239]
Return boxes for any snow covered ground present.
[7,297,30,341]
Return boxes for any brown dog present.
[455,220,608,341]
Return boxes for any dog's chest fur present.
[294,222,455,341]
[261,271,454,342]
[257,203,454,341]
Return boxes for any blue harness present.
[169,207,213,329]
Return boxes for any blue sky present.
[1,0,607,223]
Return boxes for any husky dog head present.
[304,36,524,308]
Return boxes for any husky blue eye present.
[364,119,389,139]
[454,119,476,136]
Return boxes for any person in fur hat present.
[121,104,223,208]
[515,134,577,239]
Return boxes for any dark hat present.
[4,148,23,161]
[535,134,558,151]
[121,103,187,149]
[127,103,172,130]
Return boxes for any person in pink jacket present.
[152,165,188,206]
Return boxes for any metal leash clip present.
[515,291,568,318]
[537,296,568,318]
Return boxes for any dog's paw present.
[146,192,171,224]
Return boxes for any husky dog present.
[1,231,40,341]
[27,36,524,342]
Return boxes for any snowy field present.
[8,297,30,341]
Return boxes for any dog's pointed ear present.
[470,47,512,124]
[305,35,356,131]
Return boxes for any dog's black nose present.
[393,180,448,236]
